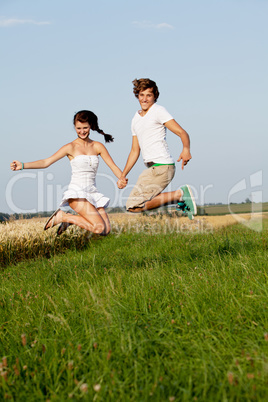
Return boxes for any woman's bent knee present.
[93,222,106,235]
[95,223,110,236]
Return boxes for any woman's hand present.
[10,160,23,171]
[117,176,128,189]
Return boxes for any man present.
[118,78,196,219]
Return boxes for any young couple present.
[10,78,196,236]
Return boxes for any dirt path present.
[2,213,266,242]
[108,212,267,232]
[193,212,267,229]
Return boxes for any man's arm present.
[117,136,140,188]
[164,119,192,170]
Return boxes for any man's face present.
[138,88,155,112]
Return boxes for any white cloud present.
[132,20,174,30]
[0,18,51,27]
[156,23,174,30]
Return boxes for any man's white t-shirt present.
[131,103,174,165]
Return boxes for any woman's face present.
[75,121,90,139]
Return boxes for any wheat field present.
[0,212,266,267]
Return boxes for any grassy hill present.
[0,218,267,401]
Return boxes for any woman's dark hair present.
[73,110,114,143]
[132,78,160,102]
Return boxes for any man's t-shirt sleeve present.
[131,118,136,136]
[157,106,173,124]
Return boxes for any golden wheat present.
[1,212,266,267]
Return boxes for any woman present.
[10,110,127,236]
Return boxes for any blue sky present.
[1,0,267,214]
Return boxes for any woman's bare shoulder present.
[64,140,77,153]
[93,141,107,154]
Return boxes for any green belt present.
[151,163,175,167]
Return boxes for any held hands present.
[177,148,192,170]
[117,176,128,189]
[10,160,23,171]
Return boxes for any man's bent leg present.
[128,189,182,212]
[126,165,176,212]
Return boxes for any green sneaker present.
[179,185,197,220]
[176,201,188,214]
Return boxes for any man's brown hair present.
[132,78,160,102]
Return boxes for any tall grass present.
[0,218,267,401]
[0,212,260,267]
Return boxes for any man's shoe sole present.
[181,185,197,220]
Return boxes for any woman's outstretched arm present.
[10,144,71,171]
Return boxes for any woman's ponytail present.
[73,110,114,143]
[95,128,114,143]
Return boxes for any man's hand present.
[177,148,192,170]
[117,176,128,189]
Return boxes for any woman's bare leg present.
[97,207,111,235]
[45,199,108,235]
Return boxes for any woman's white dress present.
[59,155,109,209]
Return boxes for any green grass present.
[202,202,268,216]
[0,223,268,401]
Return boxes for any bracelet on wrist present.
[21,162,24,170]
